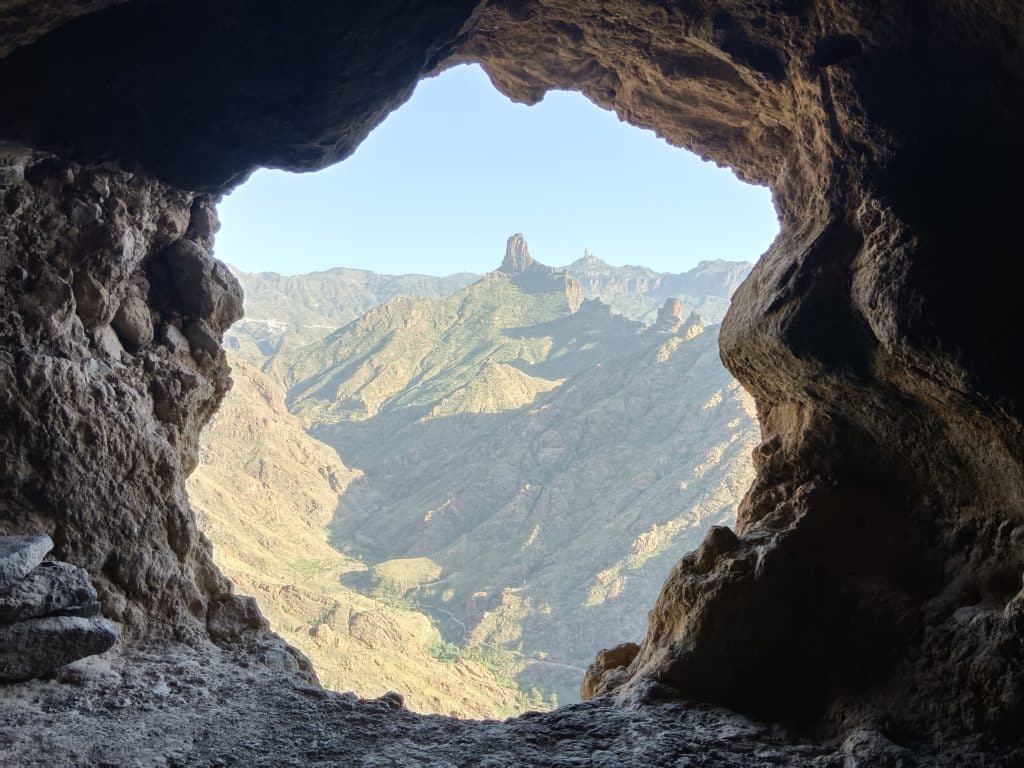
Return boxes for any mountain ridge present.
[225,237,752,356]
[198,234,758,709]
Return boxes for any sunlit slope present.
[278,248,757,705]
[188,356,535,718]
[277,255,584,424]
[224,266,478,356]
[565,250,751,324]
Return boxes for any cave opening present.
[3,2,1022,762]
[188,62,779,719]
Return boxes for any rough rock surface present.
[652,299,689,334]
[581,642,640,701]
[0,0,1021,762]
[0,561,100,622]
[0,534,51,589]
[451,0,1024,745]
[0,1,485,190]
[0,615,117,681]
[0,644,1012,768]
[0,157,264,644]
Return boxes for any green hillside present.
[224,265,478,356]
[188,355,546,718]
[195,233,756,711]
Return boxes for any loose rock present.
[0,535,53,591]
[0,561,100,623]
[581,642,640,700]
[0,615,117,682]
[111,292,154,350]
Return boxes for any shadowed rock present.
[0,562,100,623]
[0,0,1022,759]
[0,535,53,591]
[0,616,117,682]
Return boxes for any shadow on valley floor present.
[321,326,756,705]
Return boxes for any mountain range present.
[226,234,751,356]
[190,235,756,714]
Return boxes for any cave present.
[1,1,1022,765]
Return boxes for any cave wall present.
[0,0,486,641]
[464,0,1024,739]
[1,0,1023,745]
[0,155,263,641]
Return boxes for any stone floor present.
[0,639,1015,767]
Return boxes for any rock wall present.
[462,0,1024,740]
[0,0,1022,748]
[0,155,262,641]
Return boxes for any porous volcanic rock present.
[0,0,1021,760]
[580,641,639,700]
[0,615,117,682]
[0,158,260,643]
[0,534,52,590]
[454,0,1024,743]
[0,643,1009,767]
[0,561,100,622]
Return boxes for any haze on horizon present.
[215,64,779,278]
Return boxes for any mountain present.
[268,236,757,704]
[197,234,757,710]
[276,235,585,425]
[224,266,479,356]
[187,355,547,718]
[565,250,752,324]
[224,244,753,356]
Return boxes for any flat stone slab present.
[0,562,99,623]
[0,616,117,682]
[0,535,53,591]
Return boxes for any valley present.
[188,234,756,714]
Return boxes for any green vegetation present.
[188,356,532,719]
[368,558,443,600]
[290,556,335,580]
[226,266,478,358]
[197,239,757,713]
[279,272,580,424]
[426,639,463,663]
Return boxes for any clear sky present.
[215,64,778,277]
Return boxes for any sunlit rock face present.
[0,0,1021,753]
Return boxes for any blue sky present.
[215,64,778,277]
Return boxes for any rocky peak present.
[494,234,583,311]
[500,233,535,274]
[571,248,608,272]
[653,298,685,333]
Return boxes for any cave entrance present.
[187,62,778,719]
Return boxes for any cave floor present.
[0,641,1010,767]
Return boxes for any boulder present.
[206,594,267,641]
[0,615,117,682]
[165,240,243,334]
[580,642,640,700]
[0,561,100,622]
[111,291,154,351]
[0,535,53,591]
[73,272,118,328]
